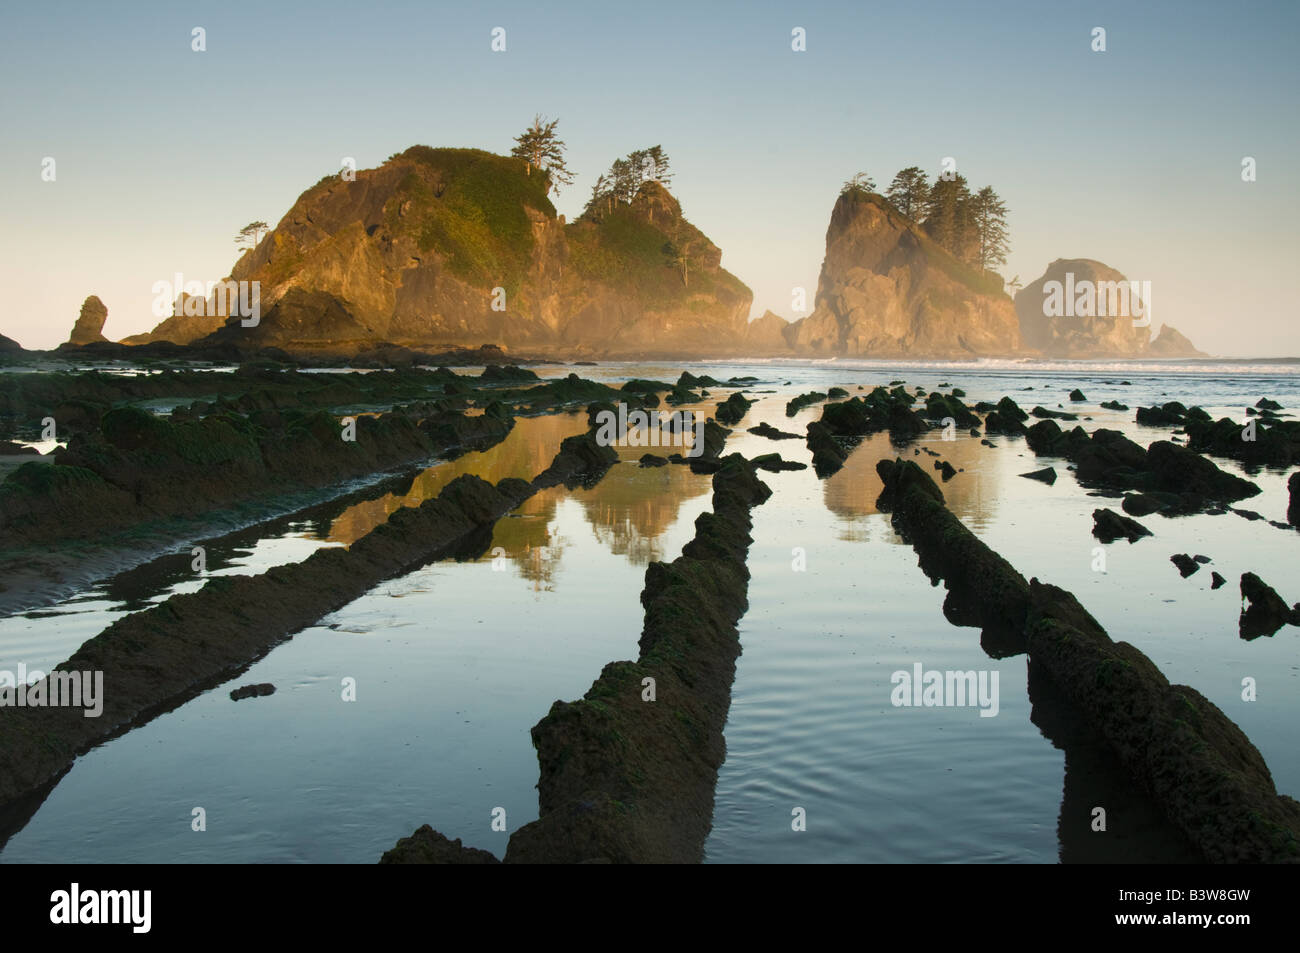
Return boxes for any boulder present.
[1092,508,1152,543]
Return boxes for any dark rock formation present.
[1184,413,1300,469]
[1020,467,1057,485]
[0,403,513,547]
[806,422,849,477]
[1025,418,1260,511]
[230,683,276,701]
[785,392,827,417]
[751,453,806,472]
[1093,508,1152,543]
[1290,472,1300,527]
[1239,573,1300,640]
[1170,554,1199,577]
[876,459,1300,862]
[501,456,772,862]
[747,422,799,440]
[1032,406,1077,421]
[714,392,754,426]
[0,425,621,810]
[380,826,500,864]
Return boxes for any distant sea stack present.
[66,295,109,347]
[742,309,797,356]
[785,191,1020,357]
[1147,324,1207,358]
[1015,258,1205,358]
[136,146,752,360]
[121,291,228,346]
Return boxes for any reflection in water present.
[484,463,713,586]
[863,471,1201,862]
[575,463,712,565]
[328,414,590,544]
[1027,659,1200,862]
[821,430,1002,536]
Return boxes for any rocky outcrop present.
[786,192,1020,357]
[1148,324,1207,358]
[1239,573,1300,640]
[381,826,500,864]
[130,147,752,360]
[876,458,1300,862]
[65,295,109,347]
[742,310,795,355]
[1016,259,1206,358]
[120,293,227,346]
[0,423,621,810]
[505,456,772,862]
[1092,508,1151,543]
[0,333,23,353]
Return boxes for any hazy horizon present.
[2,0,1296,355]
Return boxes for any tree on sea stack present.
[886,167,929,220]
[971,186,1010,272]
[840,172,877,197]
[510,114,574,195]
[667,224,697,287]
[236,221,269,249]
[924,174,975,260]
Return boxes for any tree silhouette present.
[236,221,269,249]
[510,115,575,195]
[667,224,697,287]
[840,172,877,196]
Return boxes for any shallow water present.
[2,360,1297,863]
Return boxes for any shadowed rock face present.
[0,333,23,353]
[67,295,108,347]
[787,193,1020,357]
[130,148,752,359]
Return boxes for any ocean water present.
[1,360,1296,863]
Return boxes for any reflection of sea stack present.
[820,430,998,528]
[67,295,109,346]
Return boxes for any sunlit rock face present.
[131,147,753,360]
[789,192,1020,358]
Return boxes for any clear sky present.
[1,0,1296,355]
